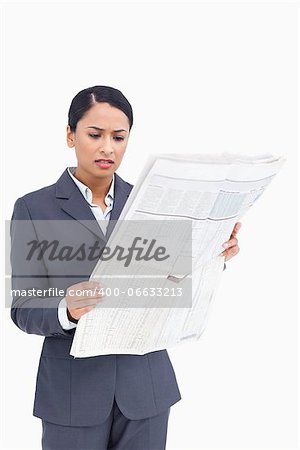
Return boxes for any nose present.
[99,136,114,156]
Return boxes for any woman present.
[10,85,241,450]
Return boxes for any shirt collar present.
[67,166,114,207]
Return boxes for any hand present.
[65,280,105,321]
[220,222,242,262]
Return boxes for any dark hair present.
[68,85,133,132]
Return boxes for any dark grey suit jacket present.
[10,169,182,426]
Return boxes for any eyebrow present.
[85,126,128,133]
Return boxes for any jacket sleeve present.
[10,197,75,338]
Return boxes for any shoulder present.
[11,171,63,220]
[14,182,57,211]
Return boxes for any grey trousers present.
[41,399,171,450]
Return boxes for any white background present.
[1,1,298,449]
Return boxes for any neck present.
[73,166,113,199]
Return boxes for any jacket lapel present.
[55,169,132,243]
[106,174,132,239]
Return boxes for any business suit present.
[10,168,181,447]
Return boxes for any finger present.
[222,237,238,249]
[81,283,103,291]
[71,306,95,319]
[226,245,240,259]
[68,295,104,304]
[231,222,242,237]
[73,299,102,308]
[67,287,105,299]
[71,298,102,310]
[220,245,240,259]
[77,290,105,299]
[75,280,102,289]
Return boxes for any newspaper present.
[70,152,286,357]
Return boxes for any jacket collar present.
[55,168,132,242]
[67,167,115,206]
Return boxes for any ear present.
[66,125,75,148]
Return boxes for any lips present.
[95,159,115,170]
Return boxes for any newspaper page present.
[70,152,285,357]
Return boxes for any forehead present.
[79,102,129,130]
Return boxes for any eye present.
[114,136,125,141]
[89,134,99,139]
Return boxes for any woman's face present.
[66,101,130,179]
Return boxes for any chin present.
[93,166,116,176]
